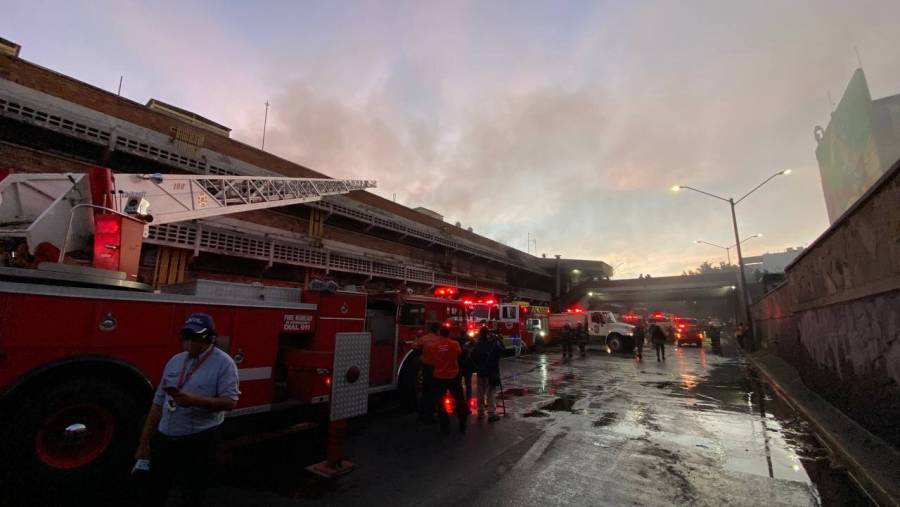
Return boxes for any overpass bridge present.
[564,272,741,313]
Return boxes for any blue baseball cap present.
[181,313,215,337]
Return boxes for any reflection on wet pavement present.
[211,340,871,507]
[492,343,870,506]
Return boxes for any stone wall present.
[752,162,900,447]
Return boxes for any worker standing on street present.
[135,313,240,507]
[561,324,574,360]
[650,323,667,362]
[425,327,468,434]
[414,322,442,423]
[575,322,588,357]
[456,330,475,408]
[471,327,505,422]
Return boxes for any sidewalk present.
[747,350,900,507]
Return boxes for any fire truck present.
[365,289,469,405]
[462,297,544,351]
[0,168,377,491]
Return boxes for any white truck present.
[548,310,636,353]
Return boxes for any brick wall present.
[0,141,93,173]
[752,163,900,447]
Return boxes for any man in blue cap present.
[135,313,240,506]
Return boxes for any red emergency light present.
[434,287,458,297]
[566,307,584,314]
[484,299,495,305]
[443,394,455,414]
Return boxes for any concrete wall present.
[752,162,900,447]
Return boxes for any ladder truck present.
[0,167,375,496]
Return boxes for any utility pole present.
[261,100,270,150]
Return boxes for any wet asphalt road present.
[211,339,869,507]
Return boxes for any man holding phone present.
[135,313,240,506]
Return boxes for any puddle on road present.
[523,409,550,418]
[542,395,580,412]
[592,412,618,427]
[499,387,528,398]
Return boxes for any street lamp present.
[671,170,791,348]
[693,233,762,265]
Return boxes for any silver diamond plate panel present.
[330,332,371,421]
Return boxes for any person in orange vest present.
[414,322,442,423]
[424,327,468,434]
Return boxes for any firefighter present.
[561,323,574,360]
[414,322,442,423]
[575,322,588,357]
[135,313,240,507]
[425,327,468,434]
[471,327,505,422]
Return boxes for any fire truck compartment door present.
[330,332,371,421]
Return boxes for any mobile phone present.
[163,386,179,396]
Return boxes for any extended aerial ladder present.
[0,167,376,283]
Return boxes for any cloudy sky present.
[4,1,899,277]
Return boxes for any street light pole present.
[729,198,753,335]
[673,170,791,351]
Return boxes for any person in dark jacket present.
[456,331,475,407]
[471,327,505,422]
[633,323,646,361]
[650,323,667,362]
[560,324,574,360]
[575,322,588,357]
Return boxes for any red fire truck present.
[0,168,377,491]
[366,290,468,405]
[462,297,543,351]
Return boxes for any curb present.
[746,351,900,507]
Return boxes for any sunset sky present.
[4,0,900,277]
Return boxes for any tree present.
[682,261,738,276]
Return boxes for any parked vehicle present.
[547,308,636,353]
[0,167,376,490]
[674,317,705,347]
[463,298,544,351]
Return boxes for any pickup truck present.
[548,310,636,353]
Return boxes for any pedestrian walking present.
[471,327,505,423]
[575,322,588,357]
[561,323,574,360]
[735,322,746,351]
[414,322,442,423]
[424,327,468,434]
[633,322,646,361]
[650,323,667,362]
[456,330,475,406]
[135,313,240,507]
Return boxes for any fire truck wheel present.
[607,333,625,354]
[398,353,423,411]
[10,378,142,491]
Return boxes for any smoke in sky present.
[4,0,900,277]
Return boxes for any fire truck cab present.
[463,298,538,351]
